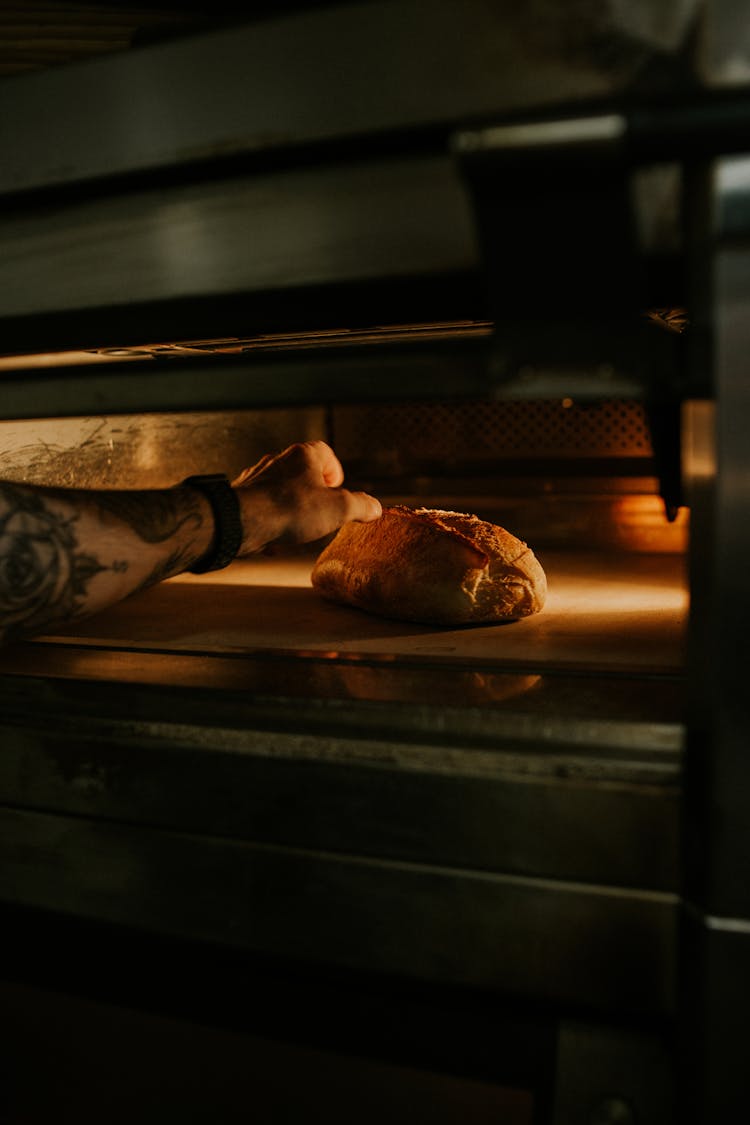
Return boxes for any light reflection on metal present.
[682,399,716,483]
[644,307,689,333]
[0,310,691,369]
[717,154,750,193]
[608,495,689,553]
[0,349,138,370]
[0,321,494,371]
[454,114,626,154]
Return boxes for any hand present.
[232,440,381,555]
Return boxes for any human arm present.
[0,440,381,644]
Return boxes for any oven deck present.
[28,549,687,676]
[0,548,686,767]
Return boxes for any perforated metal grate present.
[332,400,653,469]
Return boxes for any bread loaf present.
[311,506,546,625]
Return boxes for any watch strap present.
[180,474,243,573]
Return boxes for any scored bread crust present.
[311,506,547,625]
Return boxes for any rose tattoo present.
[0,483,105,640]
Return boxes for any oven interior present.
[2,1,745,1120]
[0,384,688,1125]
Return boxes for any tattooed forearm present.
[0,481,212,644]
[135,544,196,593]
[93,489,204,543]
[0,481,106,642]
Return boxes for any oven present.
[0,3,748,1122]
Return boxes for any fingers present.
[232,453,274,486]
[340,489,382,524]
[234,441,343,489]
[301,440,344,488]
[232,441,380,546]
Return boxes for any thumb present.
[341,490,382,524]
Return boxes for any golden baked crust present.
[311,506,546,625]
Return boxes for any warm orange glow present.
[174,554,689,621]
[609,495,689,553]
[547,577,688,617]
[0,350,134,370]
[172,557,314,586]
[683,400,716,483]
[645,307,689,334]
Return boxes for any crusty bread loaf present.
[311,506,546,625]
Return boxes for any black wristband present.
[180,474,243,574]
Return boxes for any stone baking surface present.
[38,551,687,675]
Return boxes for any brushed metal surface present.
[684,163,750,919]
[0,1,696,198]
[697,0,750,86]
[0,156,477,319]
[0,408,326,489]
[0,805,678,1016]
[0,711,679,890]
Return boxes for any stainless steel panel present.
[686,164,750,918]
[0,806,677,1016]
[0,690,680,890]
[0,644,684,769]
[0,1,698,198]
[697,0,750,86]
[712,155,750,236]
[0,409,326,488]
[0,342,498,419]
[0,156,477,319]
[679,908,750,1121]
[679,154,750,1120]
